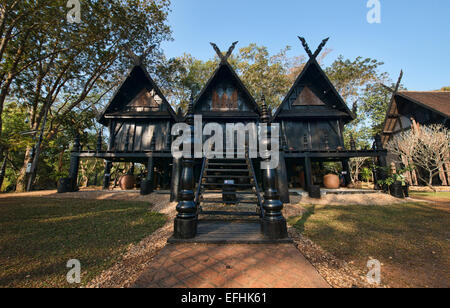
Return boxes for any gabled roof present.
[381,90,450,145]
[397,91,450,118]
[97,65,176,125]
[273,57,355,123]
[192,59,261,116]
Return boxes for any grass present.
[292,202,450,288]
[410,191,450,200]
[0,197,167,288]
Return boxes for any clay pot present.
[323,174,340,189]
[119,175,136,190]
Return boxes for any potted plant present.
[377,167,411,198]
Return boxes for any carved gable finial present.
[298,37,313,58]
[124,44,156,66]
[298,36,330,59]
[313,37,330,58]
[210,41,239,63]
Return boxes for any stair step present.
[205,169,250,172]
[202,183,254,187]
[202,191,256,195]
[207,163,248,167]
[203,175,252,179]
[201,200,258,205]
[199,211,260,217]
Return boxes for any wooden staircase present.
[195,156,264,220]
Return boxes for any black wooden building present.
[61,38,388,239]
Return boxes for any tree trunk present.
[428,171,436,192]
[0,156,7,190]
[15,147,32,192]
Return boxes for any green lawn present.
[0,197,167,288]
[410,191,450,200]
[292,202,450,288]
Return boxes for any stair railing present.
[246,151,264,218]
[195,157,207,210]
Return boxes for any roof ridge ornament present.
[210,41,239,63]
[298,36,330,59]
[381,70,404,93]
[260,94,270,123]
[124,44,156,66]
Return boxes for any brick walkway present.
[132,244,330,288]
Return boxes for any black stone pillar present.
[260,96,288,240]
[174,98,197,239]
[103,160,112,190]
[276,152,290,203]
[170,157,182,202]
[141,157,154,195]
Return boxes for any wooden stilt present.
[103,160,112,190]
[304,156,313,191]
[140,157,154,195]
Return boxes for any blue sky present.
[161,0,450,91]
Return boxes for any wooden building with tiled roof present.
[382,81,450,186]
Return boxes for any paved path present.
[132,243,330,288]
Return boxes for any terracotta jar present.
[119,175,136,190]
[323,174,340,189]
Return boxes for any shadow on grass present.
[0,197,167,288]
[292,202,450,287]
[293,205,316,233]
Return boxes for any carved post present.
[97,129,103,152]
[103,160,112,190]
[260,96,288,239]
[174,98,197,239]
[350,134,357,151]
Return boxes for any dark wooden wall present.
[110,120,172,152]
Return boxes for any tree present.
[326,55,389,147]
[440,86,450,91]
[349,157,368,184]
[9,0,172,191]
[158,44,306,111]
[386,124,450,190]
[234,44,304,109]
[156,54,216,110]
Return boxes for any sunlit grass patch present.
[293,202,450,287]
[0,198,167,288]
